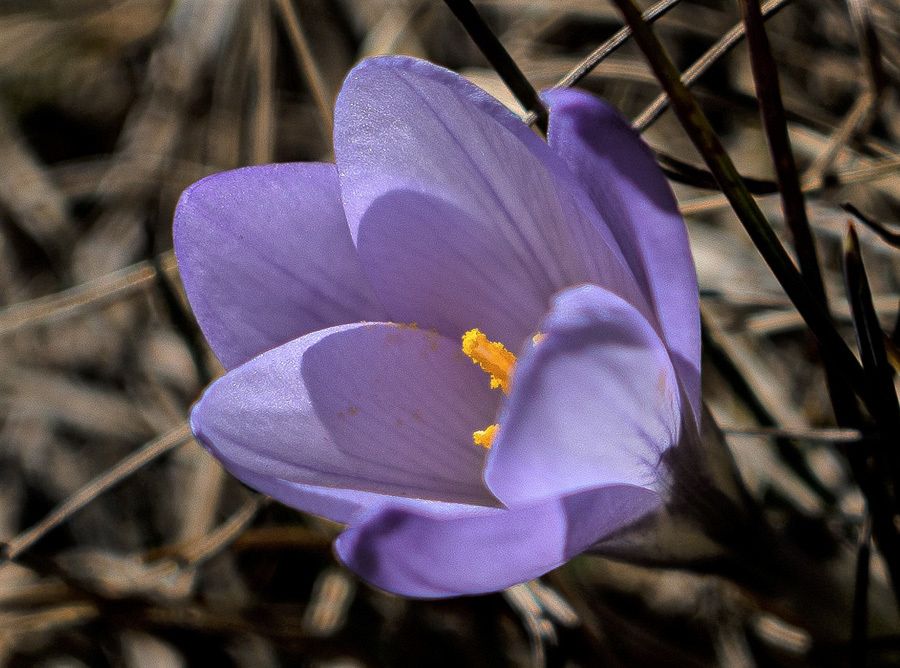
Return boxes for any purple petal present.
[207,452,388,525]
[544,89,701,423]
[334,56,651,350]
[214,448,476,526]
[174,162,386,369]
[335,484,660,598]
[191,322,500,506]
[485,284,682,506]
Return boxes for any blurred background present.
[0,0,897,665]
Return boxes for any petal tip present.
[187,390,215,455]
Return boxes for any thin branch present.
[844,224,900,451]
[522,0,681,126]
[0,251,176,336]
[227,525,331,553]
[0,603,99,638]
[178,497,267,566]
[443,0,548,133]
[843,223,900,609]
[609,0,872,408]
[656,149,777,193]
[249,0,276,164]
[633,0,790,132]
[275,0,334,145]
[847,0,887,96]
[741,0,826,304]
[680,154,900,216]
[803,91,878,188]
[1,425,192,563]
[843,202,900,248]
[743,293,898,336]
[740,0,863,446]
[720,426,863,443]
[141,496,268,587]
[852,512,872,668]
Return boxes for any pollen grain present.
[473,423,499,449]
[461,328,516,394]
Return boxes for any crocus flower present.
[174,56,699,598]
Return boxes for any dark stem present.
[739,0,869,504]
[844,225,900,460]
[655,150,777,194]
[633,0,790,132]
[606,0,874,411]
[442,0,548,134]
[522,0,681,127]
[612,0,900,610]
[852,513,872,668]
[739,0,826,306]
[843,202,900,248]
[555,0,680,90]
[843,224,900,610]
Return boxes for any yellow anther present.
[531,332,546,346]
[473,423,499,449]
[462,329,518,450]
[461,328,516,394]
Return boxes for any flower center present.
[461,328,516,449]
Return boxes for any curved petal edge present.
[174,162,385,369]
[545,89,701,425]
[485,284,682,507]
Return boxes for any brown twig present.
[275,0,334,146]
[0,252,176,336]
[609,0,872,408]
[1,425,192,563]
[522,0,680,127]
[633,0,791,132]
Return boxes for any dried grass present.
[0,0,897,665]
